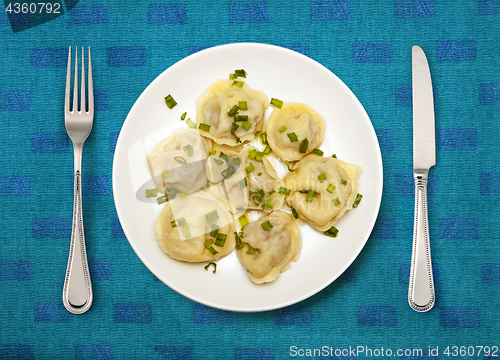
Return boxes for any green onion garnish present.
[174,156,187,164]
[238,177,247,189]
[248,149,258,160]
[260,132,268,144]
[333,197,340,206]
[299,138,309,153]
[250,189,265,205]
[215,233,226,246]
[181,112,187,120]
[204,262,217,273]
[235,231,245,250]
[234,115,248,122]
[205,210,219,223]
[239,215,249,228]
[234,69,247,78]
[233,158,240,165]
[268,189,275,195]
[278,186,291,195]
[313,148,324,156]
[264,199,273,209]
[204,239,214,248]
[326,184,336,193]
[228,105,239,117]
[157,195,168,204]
[332,154,337,158]
[279,125,287,133]
[170,220,177,228]
[221,165,235,178]
[164,94,177,109]
[199,123,211,132]
[186,119,196,129]
[183,144,194,157]
[245,163,254,173]
[236,207,246,212]
[210,224,219,238]
[291,206,298,219]
[287,132,298,142]
[341,179,348,185]
[145,189,157,198]
[318,173,327,183]
[262,145,271,155]
[255,152,264,161]
[257,172,262,176]
[216,233,227,241]
[239,101,247,110]
[261,220,273,231]
[324,226,339,238]
[180,193,186,199]
[182,226,191,238]
[241,121,251,130]
[214,158,224,165]
[229,73,237,80]
[285,160,297,172]
[232,80,245,87]
[176,218,186,227]
[207,246,218,255]
[163,170,169,178]
[306,190,315,202]
[270,98,283,108]
[353,193,363,208]
[246,247,255,255]
[209,150,216,156]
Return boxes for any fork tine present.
[81,47,86,113]
[65,46,71,114]
[87,47,93,115]
[73,46,78,112]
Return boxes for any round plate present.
[112,43,383,312]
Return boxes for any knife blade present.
[408,45,436,312]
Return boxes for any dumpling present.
[155,192,236,262]
[265,102,325,162]
[231,146,285,213]
[147,128,211,195]
[236,211,301,284]
[196,79,269,146]
[283,154,361,232]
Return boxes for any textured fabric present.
[1,0,499,359]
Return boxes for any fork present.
[62,46,93,314]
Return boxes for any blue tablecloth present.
[1,1,499,359]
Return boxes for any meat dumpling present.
[265,102,325,162]
[196,79,269,146]
[283,154,361,232]
[155,192,235,262]
[236,211,301,284]
[147,128,211,195]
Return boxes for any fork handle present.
[408,172,435,312]
[63,170,93,314]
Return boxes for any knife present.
[409,45,435,312]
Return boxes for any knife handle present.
[408,171,435,312]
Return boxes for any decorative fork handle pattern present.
[408,171,435,312]
[62,170,93,314]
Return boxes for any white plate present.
[112,43,383,312]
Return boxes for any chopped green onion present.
[306,190,315,202]
[239,215,249,228]
[262,145,272,155]
[291,206,298,219]
[199,123,211,132]
[260,132,268,144]
[221,165,235,178]
[183,144,194,157]
[324,226,339,238]
[164,94,177,109]
[235,231,245,250]
[204,262,217,273]
[246,247,255,255]
[205,210,219,223]
[264,199,273,209]
[174,156,187,164]
[326,184,336,193]
[234,115,248,122]
[257,172,262,176]
[313,148,324,156]
[270,98,284,108]
[236,207,247,212]
[299,138,309,153]
[182,226,191,238]
[229,73,237,80]
[216,233,227,242]
[234,69,247,78]
[333,197,340,206]
[210,224,219,238]
[250,189,265,205]
[238,177,247,189]
[279,125,287,133]
[209,150,216,156]
[181,112,187,120]
[352,193,363,208]
[248,149,258,160]
[214,158,224,165]
[215,234,226,247]
[163,170,169,179]
[245,163,254,173]
[332,154,337,158]
[186,119,196,129]
[261,220,273,231]
[207,246,218,255]
[278,186,291,195]
[176,218,187,226]
[179,193,186,199]
[268,189,275,195]
[318,173,327,183]
[241,121,251,130]
[170,220,177,228]
[145,189,157,198]
[285,160,297,172]
[341,179,348,185]
[204,239,214,248]
[232,80,245,87]
[233,158,240,165]
[239,101,247,110]
[157,195,168,204]
[287,132,298,142]
[228,104,239,117]
[255,152,264,161]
